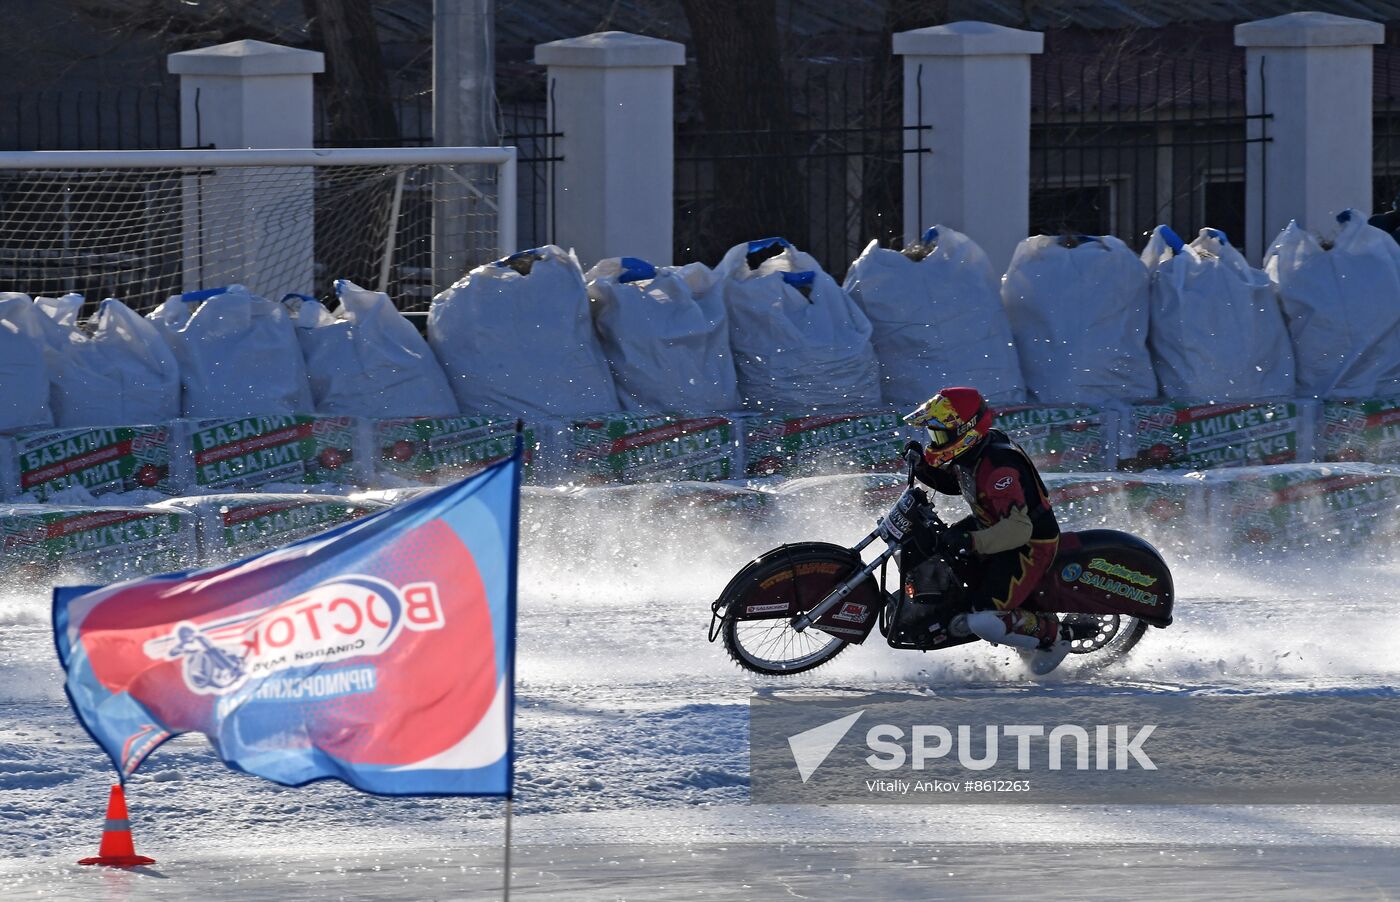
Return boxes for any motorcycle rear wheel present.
[1018,613,1149,671]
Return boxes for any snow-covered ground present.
[3,484,1398,900]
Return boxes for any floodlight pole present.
[434,0,500,294]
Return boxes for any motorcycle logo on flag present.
[53,437,521,797]
[156,622,249,693]
[142,576,447,696]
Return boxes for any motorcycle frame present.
[789,529,896,633]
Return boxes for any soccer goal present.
[0,146,517,312]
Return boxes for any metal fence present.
[499,102,558,253]
[1030,47,1268,251]
[0,88,179,151]
[675,62,923,279]
[1374,39,1400,216]
[10,36,1400,271]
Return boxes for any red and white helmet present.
[903,386,993,467]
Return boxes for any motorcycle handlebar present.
[905,444,922,488]
[792,450,945,634]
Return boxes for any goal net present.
[0,147,517,313]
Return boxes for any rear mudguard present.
[1025,530,1174,627]
[711,542,884,644]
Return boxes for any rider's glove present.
[903,440,924,464]
[942,522,976,559]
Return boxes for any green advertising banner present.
[1202,464,1400,550]
[1122,401,1315,471]
[0,504,196,580]
[11,426,175,501]
[156,493,385,561]
[991,405,1117,472]
[1045,473,1201,532]
[181,415,362,491]
[373,416,532,484]
[1319,399,1400,463]
[570,414,738,483]
[744,411,907,478]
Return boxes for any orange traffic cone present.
[78,784,156,867]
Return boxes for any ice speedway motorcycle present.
[708,452,1174,675]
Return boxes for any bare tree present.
[678,0,807,263]
[302,0,398,145]
[861,0,949,245]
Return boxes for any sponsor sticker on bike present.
[831,602,870,623]
[1069,557,1161,606]
[759,560,844,591]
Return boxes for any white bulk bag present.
[34,292,85,328]
[149,285,313,417]
[0,293,54,431]
[37,296,181,426]
[428,245,620,417]
[715,238,881,412]
[586,257,740,413]
[1265,210,1400,398]
[843,226,1026,407]
[1142,226,1294,400]
[1002,234,1157,403]
[289,280,458,417]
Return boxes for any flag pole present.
[504,418,523,902]
[502,795,514,901]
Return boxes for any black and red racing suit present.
[913,429,1060,611]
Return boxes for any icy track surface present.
[3,485,1400,900]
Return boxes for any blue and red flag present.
[52,438,521,797]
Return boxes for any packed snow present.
[2,481,1399,900]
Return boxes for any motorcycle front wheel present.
[723,617,848,676]
[717,542,865,676]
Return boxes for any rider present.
[901,386,1072,675]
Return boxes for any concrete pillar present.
[534,32,684,267]
[1237,12,1384,261]
[168,40,324,294]
[894,21,1043,275]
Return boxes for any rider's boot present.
[965,610,1073,675]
